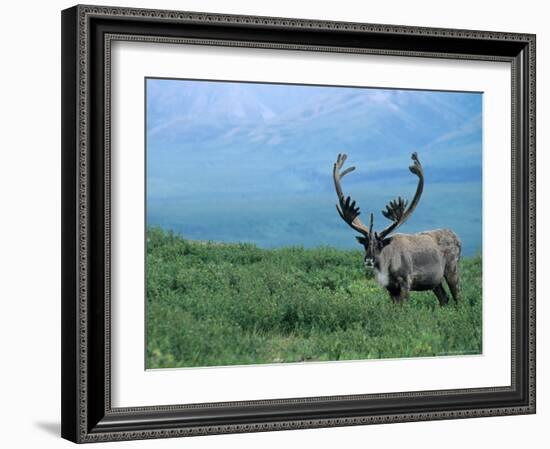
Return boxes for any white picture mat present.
[111,41,511,408]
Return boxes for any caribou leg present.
[444,264,461,304]
[386,286,401,304]
[397,288,410,304]
[397,276,411,304]
[387,277,411,304]
[433,284,449,306]
[389,290,409,304]
[387,287,399,304]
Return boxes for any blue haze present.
[146,79,483,257]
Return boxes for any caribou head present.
[333,152,461,305]
[333,152,424,268]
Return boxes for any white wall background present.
[0,0,545,447]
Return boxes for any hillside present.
[146,228,482,369]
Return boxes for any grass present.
[146,227,482,369]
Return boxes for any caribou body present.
[333,153,461,305]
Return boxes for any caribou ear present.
[356,236,368,246]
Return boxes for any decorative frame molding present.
[61,4,536,443]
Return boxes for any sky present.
[146,78,483,256]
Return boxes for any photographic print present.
[61,8,535,440]
[145,78,483,369]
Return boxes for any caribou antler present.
[333,153,371,237]
[378,152,424,239]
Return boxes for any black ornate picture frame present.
[61,4,536,443]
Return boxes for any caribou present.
[333,152,461,305]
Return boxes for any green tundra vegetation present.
[146,227,482,369]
